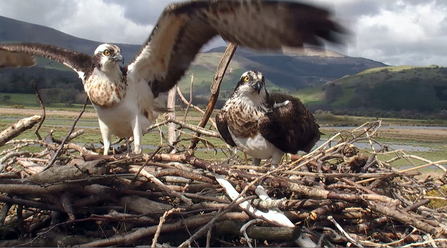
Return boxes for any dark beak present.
[112,54,124,64]
[253,81,262,94]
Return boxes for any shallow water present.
[313,139,433,152]
[322,125,447,131]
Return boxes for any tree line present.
[0,67,86,106]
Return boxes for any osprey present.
[0,0,342,155]
[216,71,320,167]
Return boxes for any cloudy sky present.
[0,0,446,66]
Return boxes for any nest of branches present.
[1,45,447,247]
[1,110,447,247]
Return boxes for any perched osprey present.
[0,0,342,155]
[216,71,320,167]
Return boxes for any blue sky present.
[0,0,446,66]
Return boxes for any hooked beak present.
[252,81,262,94]
[112,54,124,64]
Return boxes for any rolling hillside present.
[0,15,386,100]
[320,65,447,116]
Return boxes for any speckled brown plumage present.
[84,77,127,108]
[218,92,320,154]
[260,93,320,153]
[225,103,261,138]
[216,70,320,156]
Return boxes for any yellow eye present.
[103,50,111,56]
[244,76,249,82]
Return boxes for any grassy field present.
[0,93,97,111]
[0,109,229,160]
[0,92,446,170]
[1,107,446,157]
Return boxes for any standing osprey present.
[216,71,320,167]
[0,0,342,155]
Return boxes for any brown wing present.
[0,43,92,78]
[259,93,320,154]
[216,109,237,147]
[128,0,346,97]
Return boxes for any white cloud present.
[350,1,447,65]
[0,0,447,66]
[0,0,156,44]
[0,0,77,27]
[53,0,153,44]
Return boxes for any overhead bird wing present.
[259,93,321,154]
[0,43,92,79]
[128,0,346,97]
[216,109,237,147]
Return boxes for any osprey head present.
[93,44,124,69]
[234,70,266,95]
[230,70,267,106]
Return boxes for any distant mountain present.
[201,46,386,89]
[0,15,386,100]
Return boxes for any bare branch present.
[32,79,46,140]
[0,115,42,147]
[189,43,237,150]
[44,97,88,170]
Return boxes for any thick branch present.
[0,115,42,147]
[189,43,237,150]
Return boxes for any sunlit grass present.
[291,87,324,105]
[0,105,445,170]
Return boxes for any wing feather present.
[0,43,92,79]
[216,109,237,147]
[259,93,320,154]
[129,0,346,97]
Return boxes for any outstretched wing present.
[128,0,346,97]
[216,109,237,147]
[259,93,320,154]
[0,43,92,79]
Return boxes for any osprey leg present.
[251,158,261,167]
[126,137,131,155]
[98,119,112,155]
[271,151,285,168]
[131,116,143,154]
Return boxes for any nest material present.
[0,116,447,247]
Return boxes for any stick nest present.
[1,117,447,247]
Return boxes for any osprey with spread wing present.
[0,0,344,155]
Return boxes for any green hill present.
[320,65,447,117]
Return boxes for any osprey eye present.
[103,50,111,56]
[244,76,249,82]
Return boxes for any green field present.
[1,110,445,169]
[0,110,229,160]
[0,92,446,166]
[0,93,96,111]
